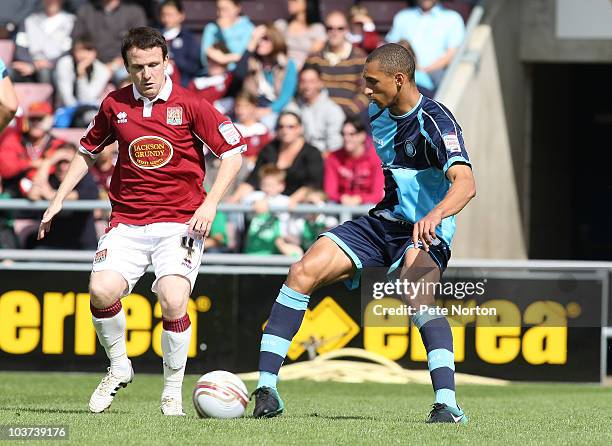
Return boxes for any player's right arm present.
[38,97,116,239]
[0,59,19,132]
[37,151,95,239]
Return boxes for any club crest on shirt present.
[404,140,416,157]
[166,106,183,125]
[442,133,461,153]
[94,249,107,264]
[218,121,241,145]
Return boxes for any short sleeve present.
[191,98,246,159]
[419,107,470,174]
[79,98,116,159]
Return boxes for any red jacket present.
[0,129,64,181]
[324,141,384,204]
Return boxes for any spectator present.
[160,0,201,87]
[0,102,65,198]
[204,210,232,253]
[285,188,338,253]
[72,0,147,84]
[385,0,465,87]
[11,0,75,84]
[0,57,18,133]
[90,142,117,195]
[230,111,323,205]
[348,4,382,54]
[286,64,344,154]
[233,91,272,166]
[54,36,111,127]
[305,10,368,119]
[201,0,254,73]
[243,24,298,130]
[274,0,325,69]
[243,165,296,256]
[324,116,384,205]
[188,41,249,114]
[398,40,435,98]
[28,143,98,249]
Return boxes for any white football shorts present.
[92,222,204,295]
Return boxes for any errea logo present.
[117,111,128,124]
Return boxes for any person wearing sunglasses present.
[304,10,369,120]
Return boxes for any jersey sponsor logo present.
[116,111,128,124]
[166,106,183,126]
[404,140,416,157]
[218,121,241,145]
[94,249,107,264]
[442,133,461,153]
[128,135,174,169]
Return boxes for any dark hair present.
[365,43,415,82]
[73,35,96,51]
[258,164,287,182]
[299,63,322,78]
[235,90,258,105]
[276,111,302,130]
[343,115,366,134]
[160,0,183,13]
[121,27,168,67]
[305,0,322,26]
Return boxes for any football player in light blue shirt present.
[251,43,475,424]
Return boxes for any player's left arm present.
[188,99,247,237]
[188,153,242,237]
[413,164,476,251]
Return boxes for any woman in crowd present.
[274,0,326,68]
[230,111,322,206]
[200,0,254,72]
[243,24,298,130]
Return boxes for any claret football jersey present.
[79,76,246,226]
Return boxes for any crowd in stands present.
[0,0,472,254]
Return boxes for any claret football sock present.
[411,306,458,410]
[161,314,192,400]
[257,285,310,389]
[91,300,131,377]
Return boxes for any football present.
[192,371,249,419]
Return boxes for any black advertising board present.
[0,268,606,382]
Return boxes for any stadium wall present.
[436,20,527,259]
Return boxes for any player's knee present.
[159,297,187,320]
[287,259,318,294]
[89,278,124,308]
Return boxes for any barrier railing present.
[0,199,372,224]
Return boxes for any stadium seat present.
[319,0,355,17]
[13,83,54,113]
[0,39,15,64]
[354,1,407,33]
[183,0,217,32]
[241,0,288,23]
[442,1,473,23]
[50,128,87,146]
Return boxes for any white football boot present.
[88,361,134,413]
[160,395,186,416]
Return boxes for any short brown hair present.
[121,27,168,67]
[258,164,286,182]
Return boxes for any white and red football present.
[192,371,249,419]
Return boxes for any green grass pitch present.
[0,371,611,445]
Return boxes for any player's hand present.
[38,201,63,240]
[187,202,217,239]
[412,210,442,252]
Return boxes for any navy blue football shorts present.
[320,215,451,290]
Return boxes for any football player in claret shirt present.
[38,27,246,416]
